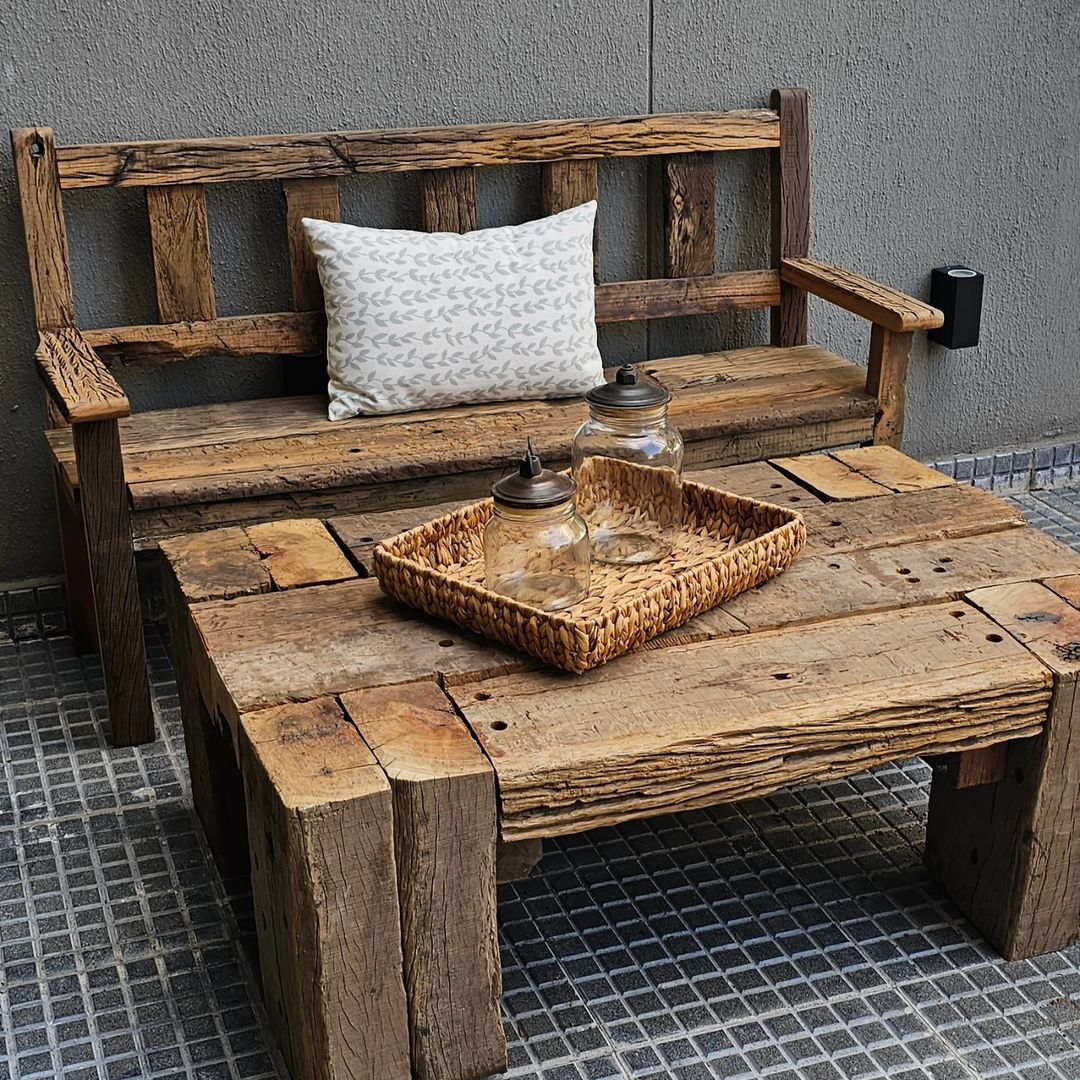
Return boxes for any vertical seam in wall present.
[645,0,655,360]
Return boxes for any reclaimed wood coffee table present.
[160,446,1080,1080]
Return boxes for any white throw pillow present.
[302,202,604,419]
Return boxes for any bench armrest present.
[35,327,130,422]
[781,257,944,333]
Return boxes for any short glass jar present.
[484,440,590,611]
[572,364,684,564]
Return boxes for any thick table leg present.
[162,560,249,879]
[343,681,506,1080]
[240,696,411,1080]
[925,581,1080,959]
[71,419,153,745]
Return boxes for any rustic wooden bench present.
[159,446,1080,1080]
[12,87,942,747]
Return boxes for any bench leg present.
[54,470,98,654]
[925,584,1080,959]
[71,420,153,746]
[343,682,506,1080]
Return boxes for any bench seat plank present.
[448,602,1053,840]
[46,346,875,514]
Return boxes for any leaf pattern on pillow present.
[302,201,604,419]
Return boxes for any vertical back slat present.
[770,87,810,347]
[419,168,478,233]
[146,184,217,322]
[283,177,341,310]
[541,159,600,279]
[12,127,76,427]
[663,153,715,278]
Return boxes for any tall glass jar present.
[572,364,684,564]
[484,441,590,611]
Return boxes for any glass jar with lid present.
[484,440,590,611]
[572,364,684,564]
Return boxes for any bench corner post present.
[70,417,153,745]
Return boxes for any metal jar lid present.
[491,439,576,510]
[585,363,671,409]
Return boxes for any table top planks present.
[164,447,1080,842]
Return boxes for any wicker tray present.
[372,473,806,673]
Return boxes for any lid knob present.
[519,437,543,479]
[491,439,576,510]
[585,363,671,409]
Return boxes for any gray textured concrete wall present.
[1,0,1077,583]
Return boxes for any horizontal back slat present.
[82,270,781,364]
[54,110,779,189]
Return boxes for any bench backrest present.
[12,88,809,371]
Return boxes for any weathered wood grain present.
[664,153,715,278]
[686,460,823,508]
[72,420,153,745]
[829,445,954,492]
[954,745,1009,788]
[55,109,781,188]
[343,682,505,1080]
[53,469,98,652]
[159,527,271,603]
[11,127,75,331]
[161,556,249,878]
[927,581,1080,959]
[642,344,850,390]
[145,184,217,322]
[595,271,779,321]
[771,453,891,500]
[865,324,915,448]
[112,366,871,510]
[769,88,809,348]
[283,176,341,309]
[419,167,478,232]
[781,258,944,332]
[449,603,1051,839]
[240,697,411,1080]
[244,519,356,589]
[36,328,129,422]
[192,578,527,716]
[798,484,1024,555]
[84,311,324,363]
[723,527,1080,634]
[329,500,472,572]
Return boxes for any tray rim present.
[372,478,806,635]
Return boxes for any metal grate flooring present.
[2,483,1080,1080]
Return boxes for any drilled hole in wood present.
[951,610,966,618]
[438,639,455,648]
[897,567,911,575]
[360,536,374,543]
[940,556,953,563]
[828,563,841,570]
[907,576,921,583]
[474,691,491,701]
[348,448,361,453]
[772,672,792,680]
[829,520,843,527]
[788,496,802,503]
[770,482,783,489]
[490,720,508,731]
[986,633,1004,643]
[933,566,947,573]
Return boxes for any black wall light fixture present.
[929,266,984,349]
